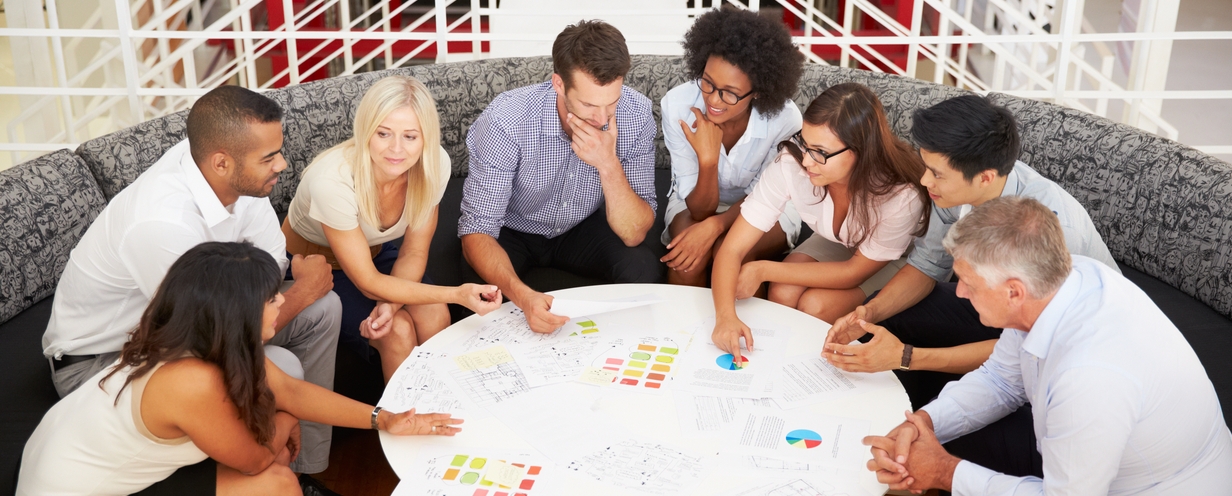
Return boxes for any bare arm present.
[568,113,654,246]
[911,340,999,374]
[462,233,567,334]
[710,217,764,361]
[388,206,437,283]
[748,252,889,291]
[680,109,723,221]
[265,358,463,435]
[144,359,294,475]
[861,263,937,323]
[325,223,465,306]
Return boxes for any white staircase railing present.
[1,0,1229,168]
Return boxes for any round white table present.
[380,284,910,495]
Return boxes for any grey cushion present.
[989,93,1232,320]
[75,111,189,200]
[0,150,108,322]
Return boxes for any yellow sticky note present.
[485,460,527,487]
[577,366,618,386]
[454,346,514,371]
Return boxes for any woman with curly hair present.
[18,242,462,495]
[710,83,930,361]
[659,7,805,287]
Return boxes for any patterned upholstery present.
[75,111,188,200]
[57,55,1232,320]
[990,93,1232,318]
[0,150,108,322]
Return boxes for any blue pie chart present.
[715,353,749,370]
[785,429,823,449]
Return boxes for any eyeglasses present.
[789,131,849,165]
[697,77,754,105]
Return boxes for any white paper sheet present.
[548,295,664,319]
[674,319,788,398]
[508,335,613,388]
[486,383,631,465]
[581,336,687,394]
[725,477,871,496]
[378,349,477,418]
[443,307,570,355]
[564,440,708,495]
[394,444,563,496]
[430,345,533,410]
[718,406,870,468]
[672,392,779,439]
[775,354,899,409]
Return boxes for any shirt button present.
[569,174,575,178]
[556,228,562,233]
[563,202,569,207]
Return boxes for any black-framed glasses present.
[697,77,754,105]
[790,131,849,165]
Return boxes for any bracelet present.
[370,406,383,431]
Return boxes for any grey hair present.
[942,196,1072,298]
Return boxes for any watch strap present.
[899,344,913,371]
[370,406,383,430]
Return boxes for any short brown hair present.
[552,20,631,88]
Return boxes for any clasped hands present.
[863,410,960,493]
[822,306,907,373]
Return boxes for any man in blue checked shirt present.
[459,20,663,333]
[863,196,1232,495]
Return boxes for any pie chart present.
[785,429,822,449]
[715,353,749,370]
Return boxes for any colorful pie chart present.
[715,353,749,370]
[785,429,822,449]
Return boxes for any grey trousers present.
[49,291,342,475]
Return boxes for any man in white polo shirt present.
[43,86,341,476]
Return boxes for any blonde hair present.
[321,76,444,232]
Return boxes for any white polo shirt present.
[43,140,288,358]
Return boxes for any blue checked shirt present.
[458,82,658,239]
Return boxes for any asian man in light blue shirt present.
[863,196,1232,495]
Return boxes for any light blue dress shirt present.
[906,162,1120,281]
[921,256,1232,495]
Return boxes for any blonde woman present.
[284,76,500,381]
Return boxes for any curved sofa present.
[2,55,1230,490]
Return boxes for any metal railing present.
[1,0,1229,168]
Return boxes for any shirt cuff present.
[919,399,964,444]
[457,215,502,239]
[951,460,999,496]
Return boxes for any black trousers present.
[872,282,1044,480]
[464,210,665,285]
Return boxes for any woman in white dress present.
[18,242,462,495]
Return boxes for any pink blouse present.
[741,151,925,262]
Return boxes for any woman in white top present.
[18,242,462,495]
[284,76,499,381]
[711,83,930,358]
[659,7,805,287]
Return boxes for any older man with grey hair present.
[861,196,1232,495]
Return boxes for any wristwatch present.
[899,344,913,371]
[370,406,383,430]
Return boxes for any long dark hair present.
[102,241,281,446]
[779,83,930,247]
